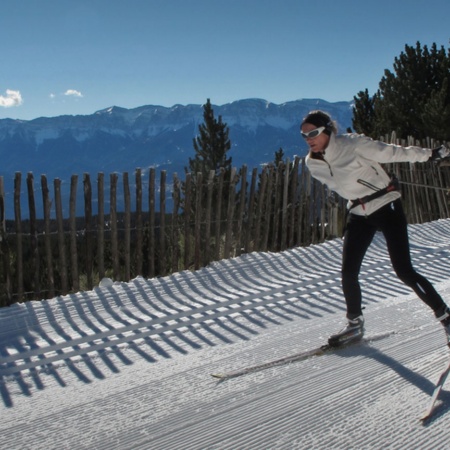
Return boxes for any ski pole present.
[399,180,450,192]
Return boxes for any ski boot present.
[328,315,364,347]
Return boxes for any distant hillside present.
[0,98,353,217]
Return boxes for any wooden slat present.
[204,170,215,266]
[148,168,156,278]
[224,167,237,259]
[110,173,119,280]
[159,170,167,276]
[41,175,54,298]
[183,173,191,270]
[14,173,23,301]
[0,177,11,305]
[97,173,105,280]
[171,173,181,273]
[26,172,40,298]
[54,178,68,294]
[135,169,143,275]
[123,172,131,281]
[214,168,225,261]
[194,172,203,270]
[84,173,93,290]
[69,175,79,292]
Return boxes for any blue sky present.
[1,0,449,120]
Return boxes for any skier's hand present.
[431,145,450,161]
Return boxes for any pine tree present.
[352,42,450,140]
[421,77,450,141]
[188,99,232,178]
[185,99,233,214]
[352,89,376,135]
[274,148,285,166]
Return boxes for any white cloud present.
[64,89,83,98]
[0,89,23,108]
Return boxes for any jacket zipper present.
[324,158,333,177]
[310,152,334,176]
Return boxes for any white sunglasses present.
[301,126,326,139]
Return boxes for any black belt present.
[349,174,399,211]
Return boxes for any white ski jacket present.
[305,133,432,216]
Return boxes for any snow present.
[1,219,450,449]
[34,128,60,146]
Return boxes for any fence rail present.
[0,151,449,307]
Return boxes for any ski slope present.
[1,219,450,449]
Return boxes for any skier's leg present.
[341,213,377,318]
[379,200,445,312]
[329,214,377,346]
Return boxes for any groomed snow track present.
[1,219,450,449]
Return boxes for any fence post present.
[148,168,156,278]
[295,159,305,246]
[54,178,68,294]
[245,168,258,253]
[289,157,300,248]
[235,165,247,257]
[280,158,290,251]
[224,167,237,259]
[183,173,192,270]
[270,163,282,250]
[97,173,105,280]
[203,170,215,266]
[194,172,203,270]
[110,173,119,280]
[214,168,225,261]
[256,166,268,251]
[262,165,273,252]
[159,170,167,276]
[0,177,12,305]
[135,169,143,275]
[171,173,181,273]
[69,175,79,292]
[27,172,40,298]
[13,173,24,301]
[123,172,131,281]
[84,173,93,289]
[41,175,55,298]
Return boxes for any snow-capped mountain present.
[0,98,353,180]
[0,98,353,217]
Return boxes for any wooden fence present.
[0,151,449,307]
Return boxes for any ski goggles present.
[301,126,325,139]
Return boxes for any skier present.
[301,110,450,347]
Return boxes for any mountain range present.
[0,98,353,217]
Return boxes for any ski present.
[211,343,335,380]
[211,331,395,381]
[421,360,450,422]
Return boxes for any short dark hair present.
[301,110,337,135]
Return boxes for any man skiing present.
[301,110,450,347]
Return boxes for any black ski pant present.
[342,199,445,319]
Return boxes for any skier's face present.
[301,123,330,153]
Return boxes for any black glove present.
[431,145,450,161]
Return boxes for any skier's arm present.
[353,135,431,163]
